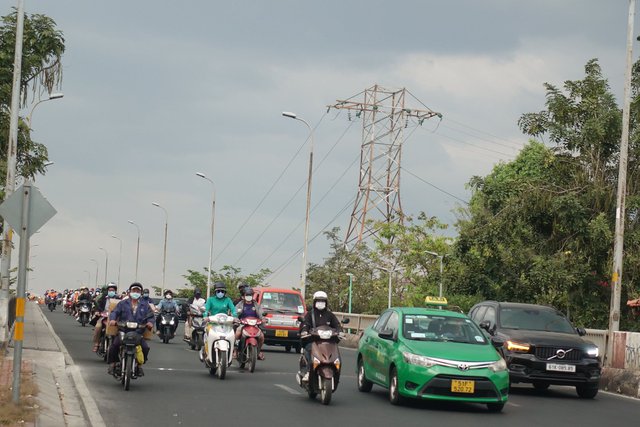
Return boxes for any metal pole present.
[0,0,25,344]
[83,270,90,287]
[438,255,444,298]
[387,270,393,309]
[98,247,108,286]
[346,273,353,314]
[12,179,32,403]
[607,0,635,367]
[196,173,216,300]
[111,235,122,286]
[90,258,99,287]
[282,112,313,300]
[128,220,140,282]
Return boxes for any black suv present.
[468,301,601,398]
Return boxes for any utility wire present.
[214,111,329,263]
[401,167,469,205]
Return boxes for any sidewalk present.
[5,302,105,427]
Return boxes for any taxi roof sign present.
[424,296,448,306]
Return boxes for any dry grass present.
[0,353,38,426]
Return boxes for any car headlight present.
[586,346,599,358]
[488,358,507,372]
[506,340,530,352]
[402,351,435,368]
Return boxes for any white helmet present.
[312,291,328,301]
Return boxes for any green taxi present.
[357,302,509,411]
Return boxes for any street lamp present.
[196,172,216,300]
[111,235,122,286]
[128,220,141,282]
[346,273,354,314]
[425,251,445,298]
[89,259,99,287]
[282,111,314,300]
[98,247,109,286]
[152,202,168,295]
[25,93,64,128]
[376,265,402,309]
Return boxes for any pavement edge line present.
[38,306,107,427]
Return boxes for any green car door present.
[375,310,400,387]
[360,310,392,385]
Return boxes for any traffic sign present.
[0,184,56,236]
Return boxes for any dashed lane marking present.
[275,384,300,395]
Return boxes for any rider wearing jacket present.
[155,290,180,335]
[92,283,120,352]
[299,291,341,381]
[107,283,154,375]
[204,282,237,317]
[234,287,265,360]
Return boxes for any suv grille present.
[535,346,583,361]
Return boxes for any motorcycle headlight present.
[402,352,435,368]
[169,320,175,325]
[488,358,508,372]
[161,319,167,324]
[586,346,599,358]
[506,340,530,352]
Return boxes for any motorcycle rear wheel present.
[248,345,257,373]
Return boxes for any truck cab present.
[253,287,306,353]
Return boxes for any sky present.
[0,0,633,296]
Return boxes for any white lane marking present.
[275,384,301,395]
[507,402,520,407]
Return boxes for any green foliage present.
[179,266,272,301]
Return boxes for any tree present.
[0,10,65,190]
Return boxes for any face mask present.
[130,292,141,300]
[315,301,326,310]
[143,293,149,297]
[244,295,252,302]
[165,295,172,300]
[215,291,225,299]
[107,291,116,298]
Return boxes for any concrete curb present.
[37,307,106,427]
[601,367,640,399]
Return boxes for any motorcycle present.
[77,302,92,326]
[46,298,56,312]
[111,321,145,391]
[200,313,236,379]
[63,298,73,314]
[96,312,112,362]
[185,305,206,351]
[296,320,349,405]
[236,317,263,373]
[157,308,178,344]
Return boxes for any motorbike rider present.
[75,287,93,320]
[234,287,265,360]
[204,282,237,317]
[185,289,206,341]
[155,289,180,335]
[107,283,154,376]
[233,282,249,305]
[299,291,342,382]
[92,283,120,352]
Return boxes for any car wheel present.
[576,385,599,399]
[285,345,291,353]
[487,403,504,412]
[533,381,550,390]
[357,357,373,392]
[388,367,404,405]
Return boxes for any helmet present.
[194,289,202,297]
[129,282,143,292]
[213,282,226,291]
[107,283,117,291]
[237,282,248,291]
[243,287,254,296]
[312,291,328,301]
[164,289,173,297]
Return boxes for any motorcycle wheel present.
[103,336,111,362]
[320,377,332,405]
[196,335,203,352]
[248,345,257,373]
[81,317,87,327]
[217,351,227,380]
[123,354,132,391]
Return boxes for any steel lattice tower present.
[330,85,440,246]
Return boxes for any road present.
[43,308,639,427]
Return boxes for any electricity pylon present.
[329,85,441,246]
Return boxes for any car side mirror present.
[576,327,586,336]
[297,316,304,322]
[490,336,504,348]
[378,329,395,340]
[341,318,350,324]
[479,320,494,335]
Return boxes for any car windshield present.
[261,292,305,314]
[402,314,487,345]
[499,306,575,333]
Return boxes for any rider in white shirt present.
[184,290,206,341]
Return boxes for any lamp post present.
[346,273,354,314]
[376,265,402,309]
[196,172,216,300]
[152,202,168,295]
[282,111,314,300]
[25,93,64,127]
[83,270,90,287]
[128,220,141,282]
[111,235,122,286]
[98,247,108,286]
[89,259,99,288]
[425,251,445,298]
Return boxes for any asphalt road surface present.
[43,308,639,427]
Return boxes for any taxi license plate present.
[546,363,576,372]
[275,330,288,337]
[450,379,475,393]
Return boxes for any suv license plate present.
[275,330,288,337]
[451,379,475,393]
[546,363,576,372]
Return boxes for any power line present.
[401,166,469,205]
